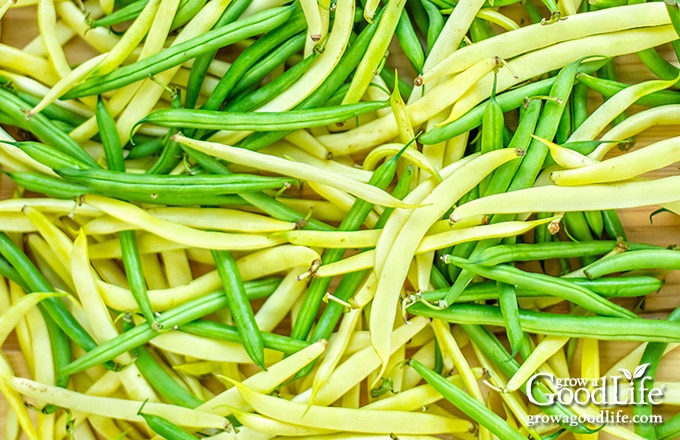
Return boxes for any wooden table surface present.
[2,3,680,439]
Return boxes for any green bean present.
[667,0,680,40]
[5,171,89,200]
[199,9,306,112]
[223,33,308,101]
[409,302,680,342]
[90,0,150,28]
[6,141,93,171]
[420,0,444,51]
[290,146,403,340]
[576,72,680,106]
[637,46,680,81]
[475,240,619,266]
[61,279,278,375]
[126,136,165,159]
[656,413,680,440]
[419,275,663,303]
[238,10,383,151]
[497,281,523,355]
[584,248,680,279]
[480,68,504,154]
[223,51,319,113]
[469,17,495,42]
[0,87,100,168]
[12,89,87,126]
[123,318,204,409]
[395,9,424,73]
[183,0,254,109]
[563,212,596,250]
[55,167,296,199]
[178,146,332,230]
[98,94,158,328]
[138,100,389,132]
[138,409,201,440]
[602,209,627,241]
[170,0,209,31]
[145,86,184,175]
[444,255,637,318]
[211,249,265,369]
[408,358,527,440]
[62,5,296,98]
[179,319,309,355]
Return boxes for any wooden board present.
[2,3,680,439]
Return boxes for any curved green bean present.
[584,248,680,279]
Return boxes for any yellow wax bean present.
[315,217,558,277]
[4,376,230,429]
[476,8,521,32]
[173,135,411,208]
[431,319,485,403]
[0,212,38,232]
[55,0,122,53]
[27,234,75,293]
[418,2,669,85]
[363,143,441,180]
[38,0,70,76]
[198,340,327,415]
[304,181,380,227]
[533,135,597,169]
[590,104,680,160]
[309,307,362,406]
[230,379,473,435]
[277,228,380,249]
[89,0,163,77]
[255,267,308,332]
[0,360,40,440]
[97,245,318,311]
[0,291,61,346]
[22,19,76,57]
[85,207,296,234]
[80,194,285,250]
[551,135,680,185]
[0,43,59,85]
[283,130,332,160]
[299,0,323,42]
[231,407,335,436]
[160,249,193,287]
[276,197,348,222]
[370,149,521,375]
[504,336,570,392]
[317,57,498,155]
[568,74,680,143]
[294,316,429,407]
[451,176,680,222]
[26,53,108,119]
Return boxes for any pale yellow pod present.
[160,249,194,287]
[551,135,680,186]
[230,379,473,435]
[276,228,380,249]
[315,217,558,277]
[590,104,680,160]
[0,347,40,440]
[174,135,410,208]
[476,8,521,31]
[0,44,59,85]
[0,291,61,346]
[450,175,680,223]
[4,376,230,430]
[90,0,163,77]
[198,340,327,415]
[54,1,122,53]
[37,0,70,76]
[294,316,429,407]
[24,52,107,118]
[230,407,335,436]
[363,143,441,180]
[370,149,521,376]
[418,2,669,85]
[567,74,680,143]
[309,307,362,406]
[533,135,597,169]
[0,212,37,232]
[255,267,309,332]
[504,336,570,393]
[80,194,286,251]
[283,130,332,160]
